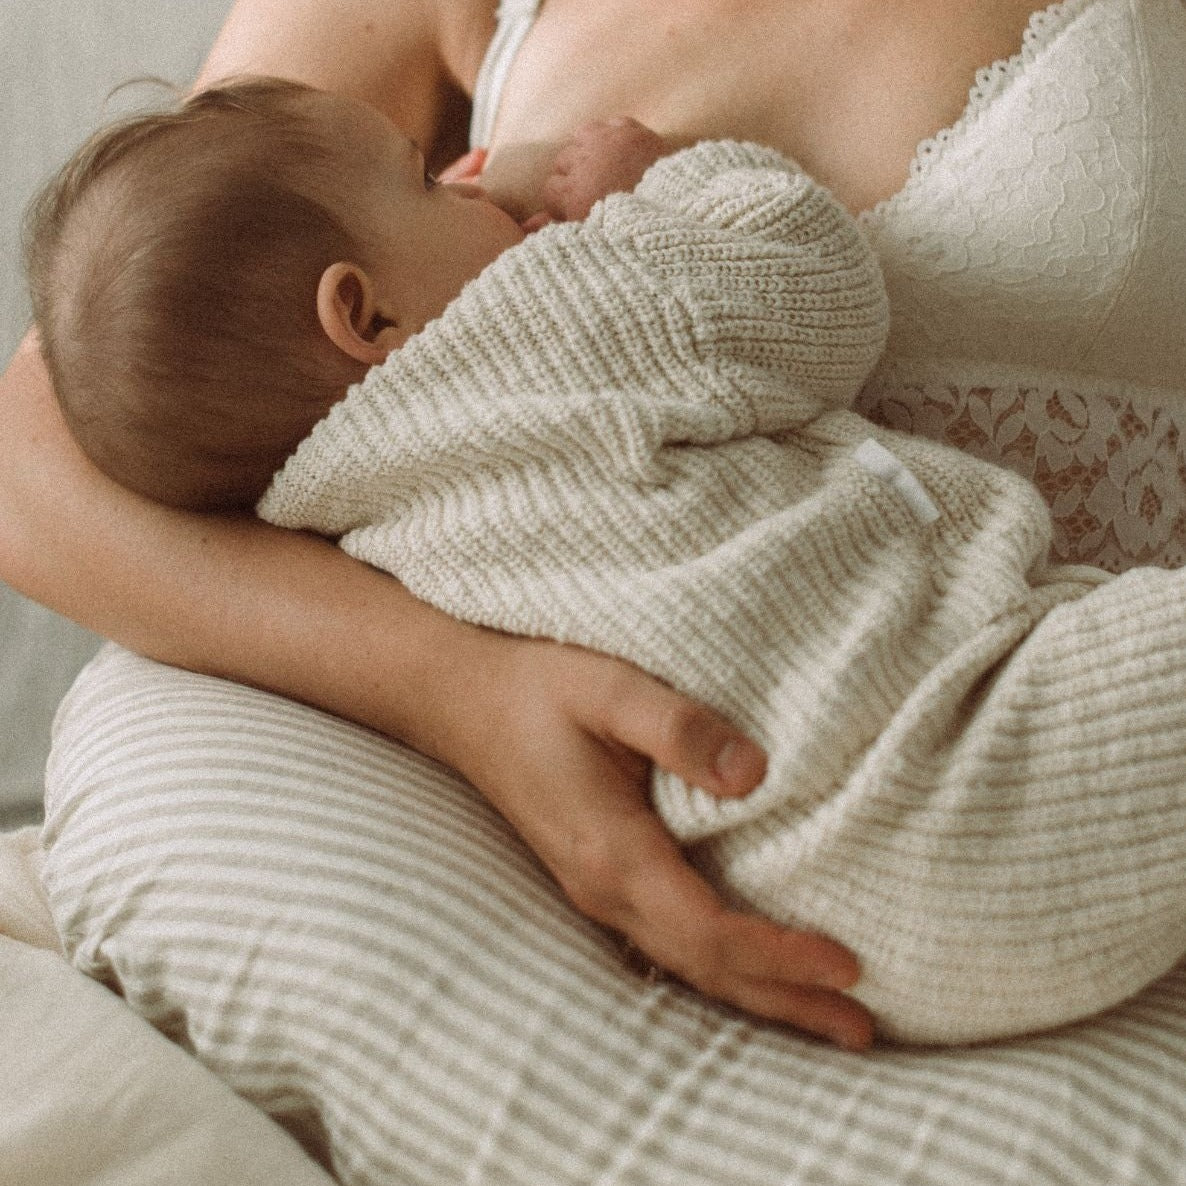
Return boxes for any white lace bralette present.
[855,0,1186,572]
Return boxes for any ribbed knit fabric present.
[260,141,1186,1044]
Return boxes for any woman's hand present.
[447,633,875,1051]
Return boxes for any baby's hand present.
[525,117,669,229]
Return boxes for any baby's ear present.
[316,262,406,365]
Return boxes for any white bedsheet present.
[0,830,335,1186]
[0,827,59,949]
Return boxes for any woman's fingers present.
[551,656,872,1047]
[588,662,768,798]
[567,798,873,1049]
[723,981,875,1052]
[468,638,872,1049]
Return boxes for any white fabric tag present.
[852,438,941,525]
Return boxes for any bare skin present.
[2,0,1054,1050]
[461,0,1047,218]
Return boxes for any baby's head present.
[25,78,523,511]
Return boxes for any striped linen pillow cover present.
[41,644,1186,1186]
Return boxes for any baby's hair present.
[25,77,370,511]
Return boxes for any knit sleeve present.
[633,140,820,235]
[592,140,890,416]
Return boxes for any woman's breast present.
[861,0,1186,390]
[481,0,1050,217]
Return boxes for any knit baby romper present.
[261,141,1186,1044]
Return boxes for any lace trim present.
[856,366,1186,574]
[859,0,1095,229]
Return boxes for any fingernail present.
[819,955,861,992]
[714,738,765,787]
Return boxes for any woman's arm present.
[0,0,873,1048]
[0,337,869,1046]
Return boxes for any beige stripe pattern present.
[42,645,1186,1185]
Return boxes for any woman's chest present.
[483,0,1048,214]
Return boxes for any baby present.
[25,77,526,511]
[28,79,1186,1045]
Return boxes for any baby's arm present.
[611,138,890,423]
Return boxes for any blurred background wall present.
[0,1,234,825]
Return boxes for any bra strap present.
[469,0,543,148]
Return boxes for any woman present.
[6,0,1184,1053]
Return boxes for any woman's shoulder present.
[479,0,1094,214]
